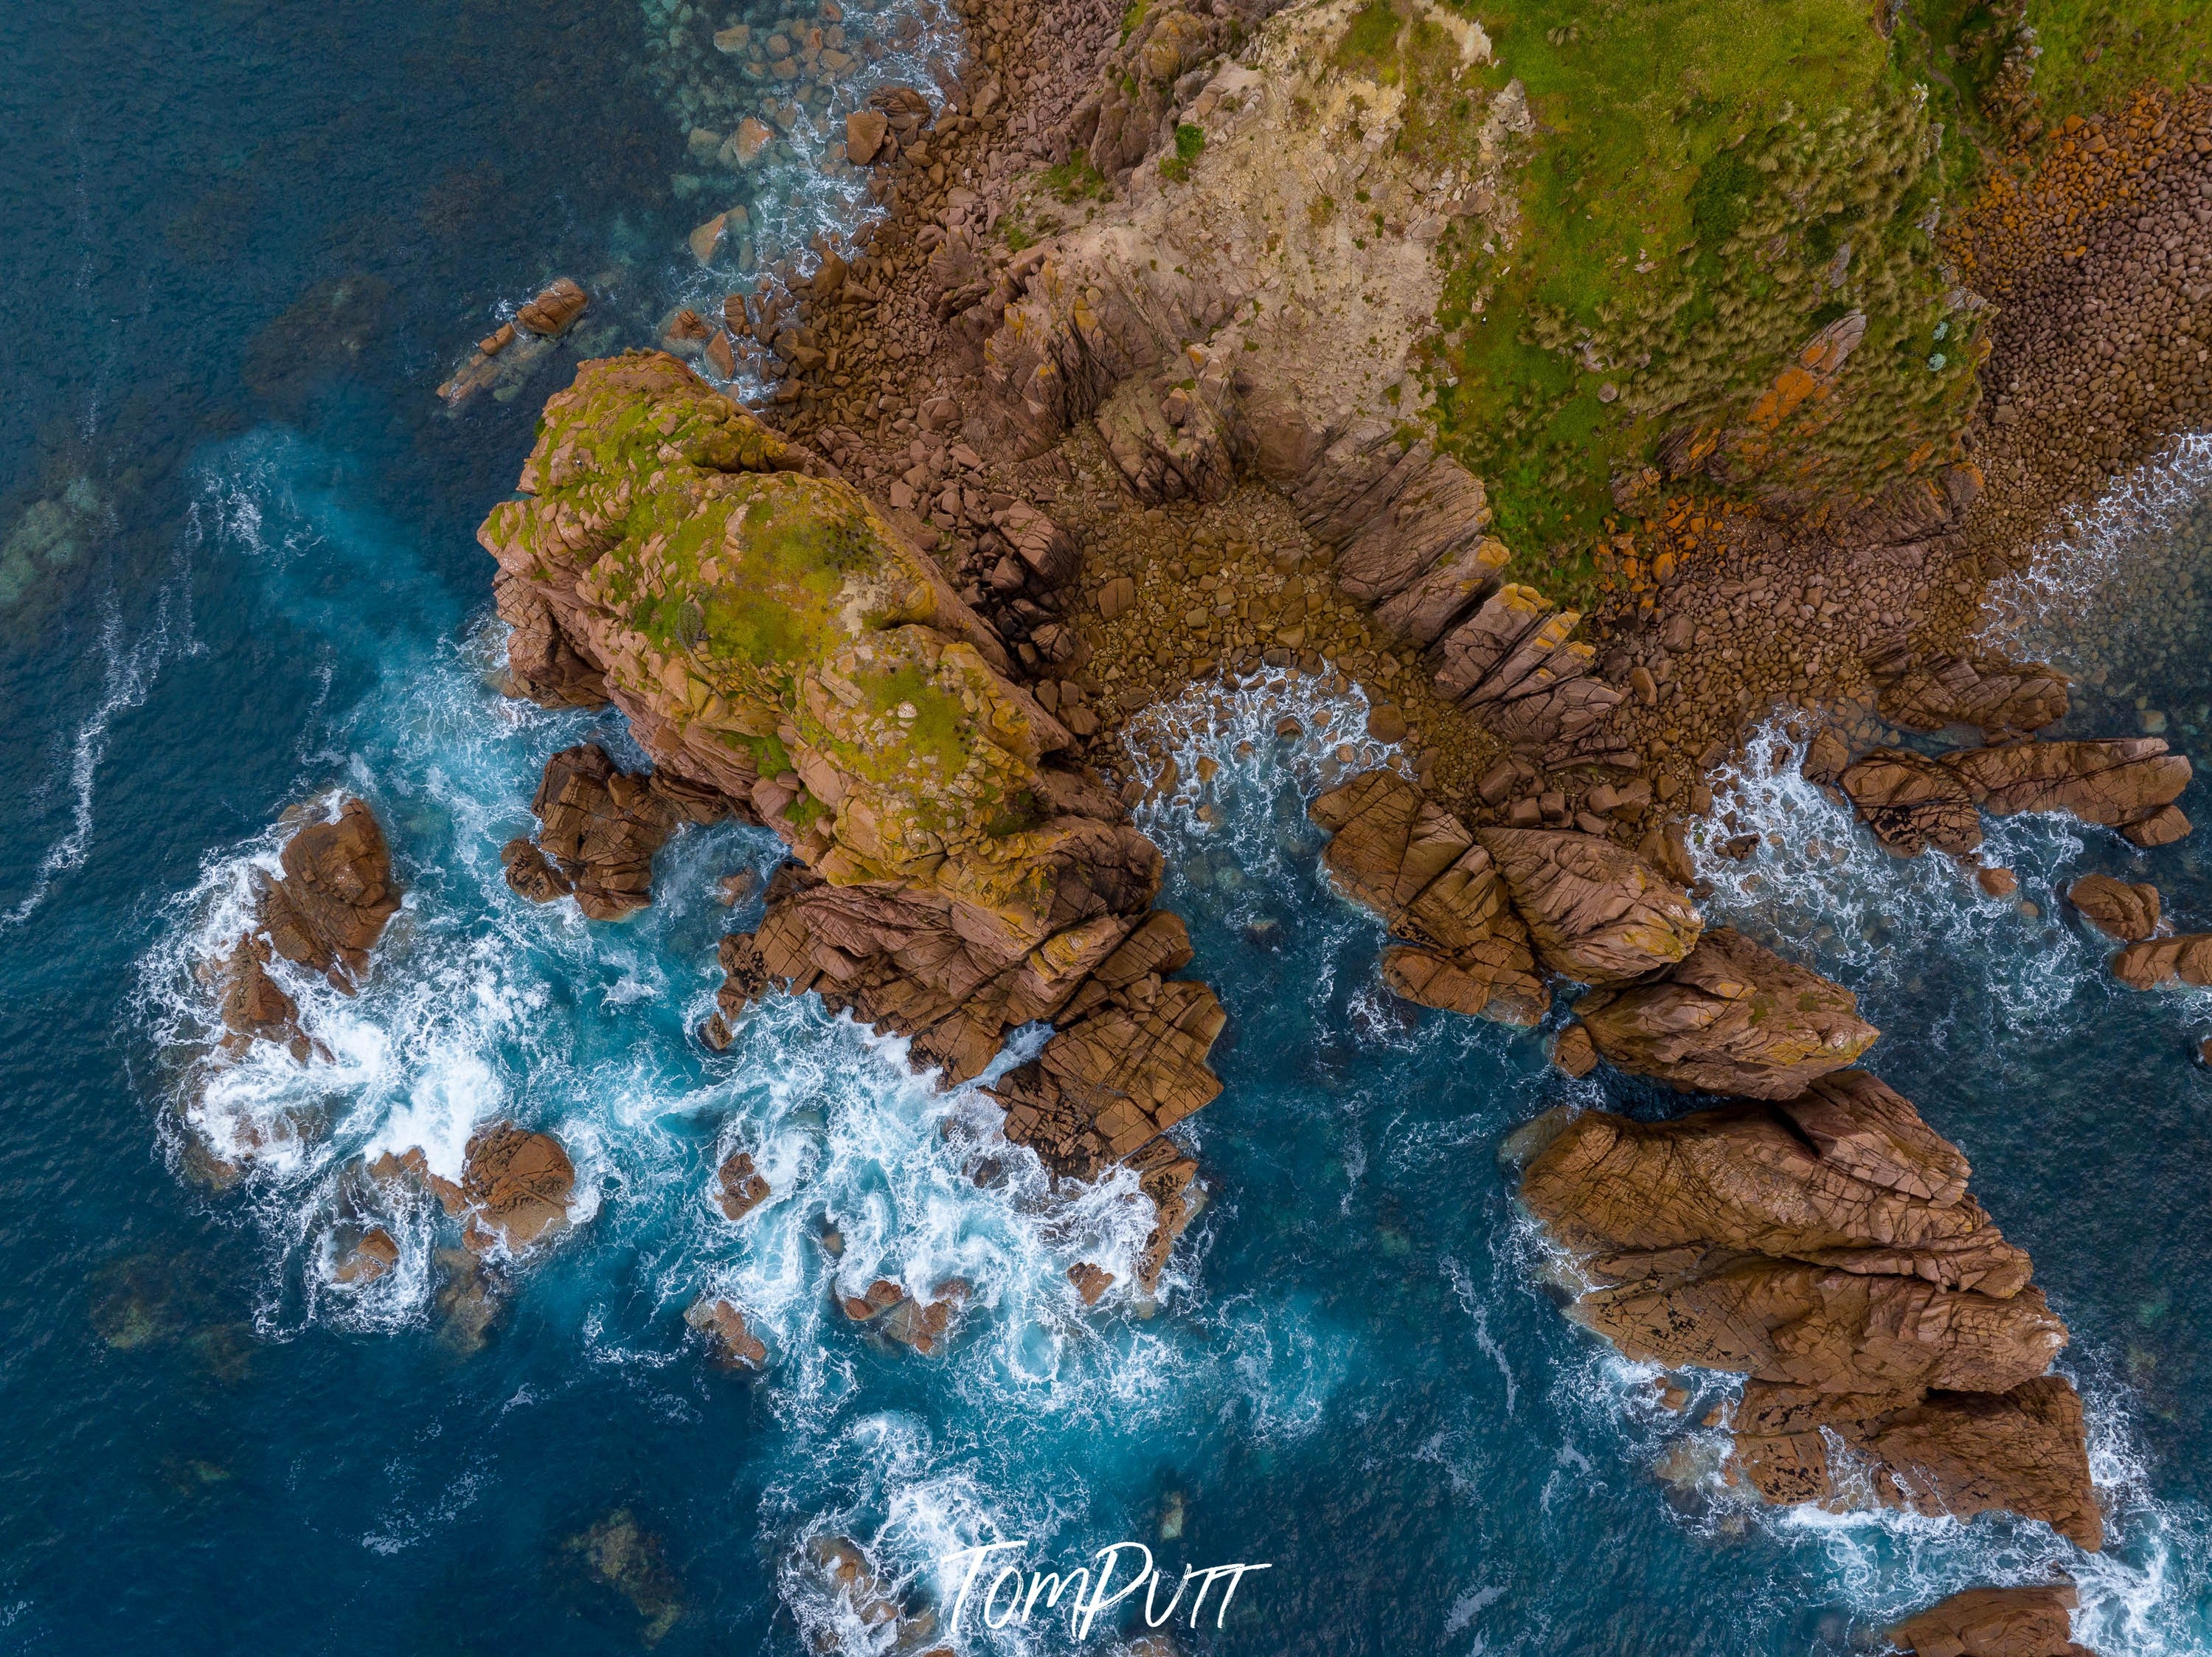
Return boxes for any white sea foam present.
[1980,431,2212,671]
[1690,715,2099,1036]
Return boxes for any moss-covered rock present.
[479,350,1126,952]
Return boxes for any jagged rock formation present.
[1949,738,2194,846]
[1868,644,2071,741]
[1888,1582,2095,1657]
[1841,749,1986,858]
[502,743,727,920]
[1476,827,1702,985]
[1306,769,1703,1022]
[479,353,1222,1282]
[1844,738,2193,856]
[2064,874,2160,942]
[257,797,402,986]
[1307,770,1547,1025]
[210,933,309,1060]
[1513,1073,2100,1549]
[963,0,1633,769]
[1568,926,1879,1099]
[714,1149,770,1221]
[439,277,592,407]
[686,1296,769,1369]
[457,1124,577,1254]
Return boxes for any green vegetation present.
[1410,0,2212,606]
[1159,122,1207,182]
[1043,155,1112,203]
[1425,0,1989,603]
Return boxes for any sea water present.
[1,0,2210,1651]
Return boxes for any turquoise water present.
[3,1,2211,1651]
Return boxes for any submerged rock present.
[1887,1581,2095,1656]
[1514,1073,2098,1547]
[566,1507,684,1646]
[685,1295,768,1369]
[330,1225,399,1287]
[2064,874,2160,941]
[1568,927,1879,1099]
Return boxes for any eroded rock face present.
[507,743,727,921]
[1946,738,2193,848]
[1515,1075,2098,1548]
[1474,827,1704,986]
[458,1123,576,1254]
[1889,1582,2095,1657]
[1869,646,2071,741]
[1308,770,1547,1025]
[2065,874,2160,941]
[1570,927,1879,1099]
[479,354,1225,1284]
[1841,748,1984,858]
[258,798,402,983]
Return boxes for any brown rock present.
[1308,771,1548,1024]
[686,1295,768,1369]
[1365,702,1408,743]
[1943,738,2192,843]
[258,798,402,983]
[1802,727,1851,786]
[1841,748,1983,858]
[2110,933,2212,991]
[1474,828,1704,986]
[1573,927,1878,1099]
[500,836,574,902]
[715,1149,770,1221]
[1889,1581,2093,1657]
[846,108,890,165]
[1551,1022,1598,1077]
[459,1123,576,1253]
[1977,865,2019,899]
[368,1145,464,1214]
[2065,873,2160,941]
[526,744,678,921]
[1067,1262,1114,1304]
[516,277,588,337]
[1870,646,2071,741]
[215,932,304,1050]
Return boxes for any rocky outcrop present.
[438,277,591,407]
[1868,645,2070,741]
[1841,749,1985,858]
[1947,738,2193,848]
[837,1275,971,1355]
[481,353,1223,1281]
[714,1148,770,1221]
[504,743,727,921]
[257,797,402,985]
[2110,933,2212,991]
[1567,927,1879,1099]
[457,1123,577,1254]
[1889,1582,2095,1657]
[331,1225,400,1287]
[2064,874,2160,941]
[1308,770,1547,1025]
[1842,739,2194,857]
[210,933,309,1060]
[1475,828,1703,985]
[1514,1073,2099,1548]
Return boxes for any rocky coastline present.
[372,0,2212,1641]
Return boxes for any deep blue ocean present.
[2,1,2211,1651]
